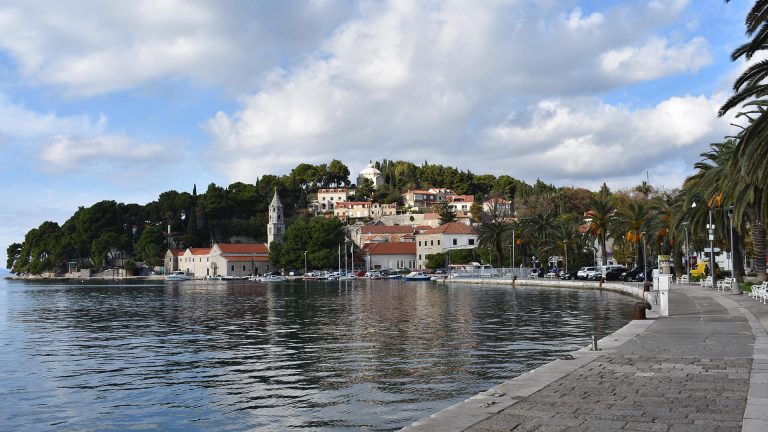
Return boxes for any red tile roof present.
[217,243,269,254]
[169,249,184,257]
[421,222,476,235]
[224,255,268,262]
[189,248,211,255]
[364,242,417,255]
[361,225,415,234]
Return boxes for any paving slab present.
[403,283,768,432]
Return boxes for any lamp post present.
[641,231,647,282]
[707,207,716,289]
[304,250,308,276]
[682,221,690,277]
[512,229,516,276]
[728,206,738,294]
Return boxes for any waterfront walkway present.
[403,284,768,432]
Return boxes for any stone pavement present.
[403,284,768,432]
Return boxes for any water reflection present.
[0,278,633,431]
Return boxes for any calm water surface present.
[0,278,634,431]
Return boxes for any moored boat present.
[403,271,432,281]
[255,274,287,282]
[166,271,191,281]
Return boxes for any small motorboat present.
[403,271,432,281]
[166,271,191,281]
[255,274,287,282]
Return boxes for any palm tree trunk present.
[733,230,744,283]
[600,235,607,265]
[752,219,766,282]
[673,241,683,278]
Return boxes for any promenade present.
[404,283,768,432]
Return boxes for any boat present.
[255,274,287,282]
[403,271,432,281]
[166,271,191,281]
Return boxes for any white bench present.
[717,277,734,291]
[676,275,689,284]
[700,276,713,288]
[750,281,768,303]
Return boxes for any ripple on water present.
[0,279,633,431]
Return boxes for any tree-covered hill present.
[7,159,576,275]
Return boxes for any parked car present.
[560,269,579,280]
[621,266,646,282]
[577,266,596,280]
[586,267,602,280]
[604,267,628,281]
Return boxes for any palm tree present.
[686,141,760,282]
[522,212,558,269]
[478,220,512,269]
[585,197,614,265]
[612,200,653,268]
[552,219,581,272]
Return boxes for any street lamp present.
[304,250,308,276]
[682,221,690,277]
[728,206,738,294]
[707,206,717,289]
[641,231,647,282]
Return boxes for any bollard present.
[591,335,599,351]
[632,301,652,319]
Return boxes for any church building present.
[267,188,284,245]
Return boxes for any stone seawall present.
[442,277,647,300]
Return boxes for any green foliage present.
[135,226,166,266]
[437,201,457,224]
[425,249,477,269]
[269,216,345,271]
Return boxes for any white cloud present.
[0,92,170,175]
[601,36,711,81]
[0,0,357,95]
[484,94,733,186]
[205,1,716,183]
[566,7,603,30]
[40,134,165,171]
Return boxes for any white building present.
[362,242,417,271]
[180,247,212,276]
[334,201,397,221]
[267,189,284,246]
[315,187,351,212]
[415,222,478,268]
[174,243,270,278]
[357,163,385,189]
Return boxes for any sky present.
[0,0,754,269]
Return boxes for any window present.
[469,239,475,245]
[419,254,422,260]
[231,265,234,271]
[243,265,246,271]
[418,241,421,246]
[430,240,434,246]
[437,240,440,246]
[453,239,457,246]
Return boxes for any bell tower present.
[267,187,284,245]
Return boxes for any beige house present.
[362,242,417,271]
[180,247,212,276]
[174,243,270,278]
[164,249,184,273]
[447,195,474,213]
[359,225,416,245]
[209,243,270,277]
[315,187,351,213]
[415,222,478,269]
[334,201,397,221]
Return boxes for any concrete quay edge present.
[401,278,655,431]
